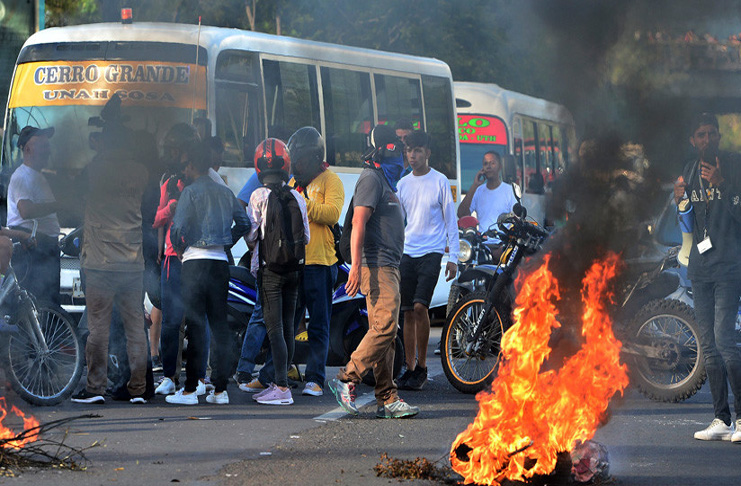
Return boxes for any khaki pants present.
[84,269,147,396]
[339,266,400,405]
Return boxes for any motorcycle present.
[0,222,84,405]
[226,261,404,385]
[441,198,550,394]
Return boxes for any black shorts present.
[399,253,443,311]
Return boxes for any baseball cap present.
[17,125,55,149]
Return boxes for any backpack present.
[259,184,306,273]
[339,198,354,265]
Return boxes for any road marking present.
[314,368,443,421]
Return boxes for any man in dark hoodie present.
[674,113,741,442]
[328,124,418,419]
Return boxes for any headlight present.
[458,239,472,263]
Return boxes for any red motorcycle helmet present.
[254,138,290,183]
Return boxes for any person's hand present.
[473,169,486,188]
[168,199,178,213]
[346,264,361,297]
[445,261,457,281]
[700,159,724,186]
[21,235,36,250]
[176,248,184,261]
[673,176,687,205]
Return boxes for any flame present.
[0,397,40,449]
[450,253,629,485]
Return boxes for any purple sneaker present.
[252,383,276,401]
[255,385,293,405]
[328,378,359,415]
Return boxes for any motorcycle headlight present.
[458,239,472,263]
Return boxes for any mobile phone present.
[477,172,487,182]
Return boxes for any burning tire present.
[5,304,83,406]
[441,291,507,394]
[625,299,706,402]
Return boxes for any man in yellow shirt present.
[288,127,344,396]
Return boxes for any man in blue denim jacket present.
[166,141,250,405]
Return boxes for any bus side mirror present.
[502,154,517,184]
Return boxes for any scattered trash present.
[374,453,456,481]
[114,467,124,471]
[290,435,300,439]
[259,452,272,456]
[186,417,213,420]
[571,439,610,483]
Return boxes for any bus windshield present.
[458,115,507,193]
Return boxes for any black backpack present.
[259,184,306,273]
[339,197,354,265]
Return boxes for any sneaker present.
[256,385,293,405]
[204,377,216,393]
[165,388,199,405]
[239,378,266,393]
[396,368,413,388]
[152,355,163,372]
[252,383,276,401]
[694,418,734,440]
[155,377,176,395]
[376,398,419,419]
[732,419,741,443]
[206,390,229,405]
[328,378,359,415]
[401,366,428,391]
[234,371,252,384]
[196,380,207,396]
[71,389,105,404]
[288,364,302,382]
[130,396,147,404]
[302,381,323,396]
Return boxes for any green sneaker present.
[376,399,419,419]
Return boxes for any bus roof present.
[454,82,575,127]
[20,22,452,77]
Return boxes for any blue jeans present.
[160,256,210,381]
[236,280,266,375]
[259,265,337,387]
[693,279,741,424]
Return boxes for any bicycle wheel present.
[6,303,84,406]
[441,291,506,394]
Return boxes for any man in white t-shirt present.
[396,130,459,391]
[7,125,62,303]
[457,151,517,241]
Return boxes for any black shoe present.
[152,355,163,372]
[234,371,252,384]
[402,366,428,391]
[71,389,105,404]
[396,368,414,388]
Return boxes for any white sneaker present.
[206,390,229,405]
[694,418,734,441]
[196,380,207,396]
[165,388,198,405]
[732,419,741,443]
[155,377,176,395]
[302,381,323,396]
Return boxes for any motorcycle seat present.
[229,265,256,287]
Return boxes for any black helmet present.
[287,126,325,166]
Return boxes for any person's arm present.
[231,195,251,243]
[457,176,484,218]
[153,183,176,228]
[16,199,59,220]
[169,189,193,256]
[441,180,460,281]
[345,206,372,297]
[305,175,344,226]
[296,192,311,246]
[714,156,741,224]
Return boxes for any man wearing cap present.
[7,126,61,304]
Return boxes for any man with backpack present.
[165,140,250,405]
[329,125,419,419]
[246,138,310,406]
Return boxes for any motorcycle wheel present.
[446,285,465,319]
[626,299,706,403]
[6,303,84,406]
[441,291,506,394]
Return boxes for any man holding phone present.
[457,151,517,237]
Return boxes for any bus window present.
[458,114,507,193]
[262,59,320,141]
[523,120,541,193]
[321,66,373,168]
[512,115,524,187]
[422,75,457,181]
[374,74,422,129]
[215,51,263,166]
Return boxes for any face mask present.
[379,154,405,191]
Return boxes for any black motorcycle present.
[441,201,549,394]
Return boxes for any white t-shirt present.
[208,168,228,187]
[7,163,61,237]
[182,245,228,263]
[470,182,517,234]
[398,168,459,262]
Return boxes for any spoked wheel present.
[441,291,506,394]
[626,299,706,403]
[6,303,84,406]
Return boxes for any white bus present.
[455,82,576,226]
[1,20,459,311]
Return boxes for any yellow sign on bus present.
[9,61,207,109]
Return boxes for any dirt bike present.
[441,201,549,394]
[0,222,84,405]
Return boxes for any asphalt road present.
[1,328,740,486]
